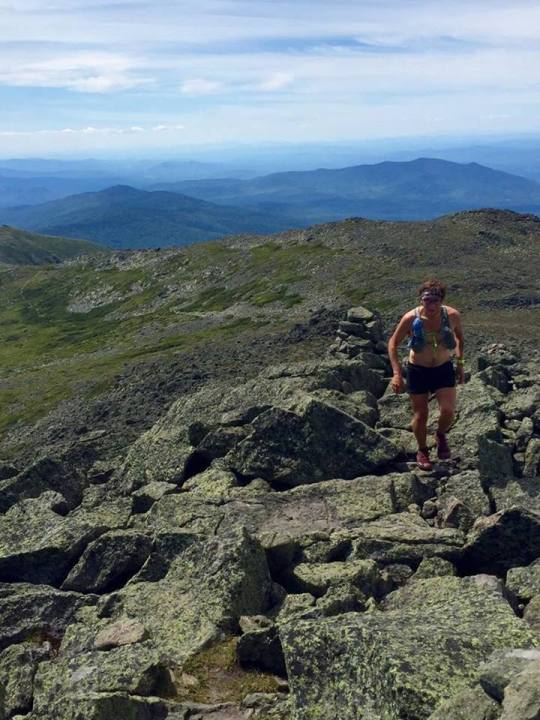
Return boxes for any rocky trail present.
[1,307,540,719]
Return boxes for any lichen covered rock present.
[281,576,537,720]
[428,685,501,720]
[226,397,398,488]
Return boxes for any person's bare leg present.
[434,387,456,459]
[435,387,456,434]
[410,393,429,449]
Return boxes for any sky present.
[1,0,540,156]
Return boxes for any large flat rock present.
[0,490,131,586]
[226,397,398,487]
[0,583,95,652]
[121,358,389,489]
[280,576,537,720]
[142,473,464,571]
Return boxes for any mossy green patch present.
[175,638,283,703]
[0,316,266,437]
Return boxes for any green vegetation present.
[175,638,283,703]
[0,225,107,265]
[0,317,263,436]
[1,185,301,250]
[182,279,303,311]
[0,209,539,449]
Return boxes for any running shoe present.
[435,432,451,460]
[416,448,432,471]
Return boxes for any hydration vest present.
[408,306,456,352]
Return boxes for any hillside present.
[0,225,108,265]
[0,185,303,248]
[0,208,540,718]
[1,296,540,719]
[153,157,540,222]
[0,208,538,463]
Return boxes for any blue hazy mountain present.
[0,159,253,208]
[0,185,303,249]
[3,158,540,249]
[149,157,540,222]
[0,174,125,208]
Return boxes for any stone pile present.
[0,307,539,719]
[328,305,389,362]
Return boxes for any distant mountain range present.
[0,174,123,209]
[150,157,540,223]
[0,185,302,249]
[0,158,252,208]
[0,157,250,181]
[0,225,107,265]
[2,158,540,248]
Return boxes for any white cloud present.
[257,72,294,91]
[152,124,185,131]
[2,1,540,48]
[0,50,150,92]
[179,72,293,95]
[0,124,185,136]
[69,74,143,93]
[1,0,540,150]
[180,78,222,95]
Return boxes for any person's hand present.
[456,365,465,384]
[390,373,405,394]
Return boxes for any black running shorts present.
[407,360,456,395]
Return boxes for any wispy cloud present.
[1,0,540,152]
[257,72,294,91]
[180,78,222,95]
[0,51,151,92]
[0,124,184,136]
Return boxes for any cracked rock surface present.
[1,308,540,719]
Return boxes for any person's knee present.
[439,404,454,420]
[413,408,429,424]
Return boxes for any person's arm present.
[452,310,465,384]
[387,312,413,393]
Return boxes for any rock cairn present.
[0,307,540,720]
[328,305,388,360]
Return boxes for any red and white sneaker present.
[435,432,451,460]
[416,448,432,471]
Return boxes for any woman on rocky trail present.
[387,279,465,471]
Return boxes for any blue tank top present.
[408,306,456,352]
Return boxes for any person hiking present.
[387,279,465,470]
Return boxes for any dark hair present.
[418,278,446,299]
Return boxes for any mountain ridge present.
[152,157,540,224]
[0,207,538,463]
[0,225,108,265]
[0,185,304,249]
[3,159,540,249]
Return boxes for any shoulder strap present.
[441,305,450,327]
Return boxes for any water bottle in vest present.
[410,315,425,350]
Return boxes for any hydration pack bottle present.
[409,314,426,351]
